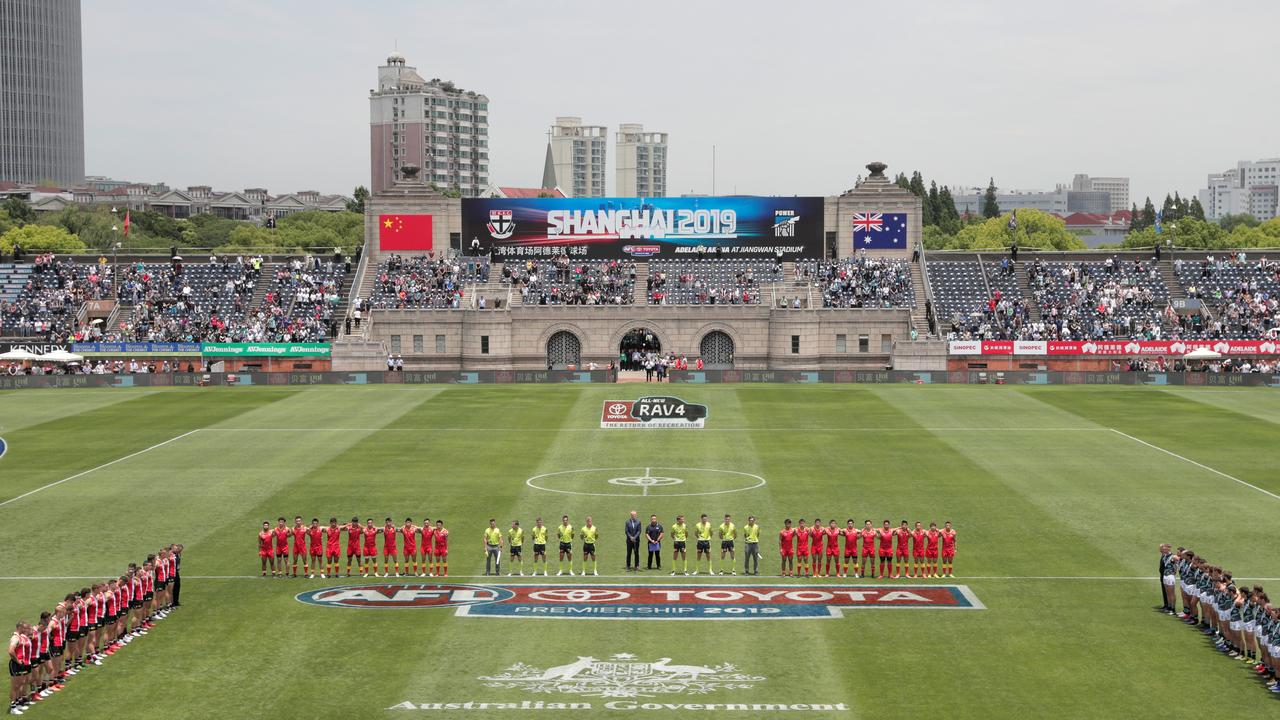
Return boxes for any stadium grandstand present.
[3,163,1277,381]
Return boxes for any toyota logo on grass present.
[296,584,514,609]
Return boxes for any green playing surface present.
[1,384,1278,718]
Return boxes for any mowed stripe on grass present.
[0,385,1278,719]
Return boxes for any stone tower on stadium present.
[0,0,85,187]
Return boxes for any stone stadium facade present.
[334,163,929,372]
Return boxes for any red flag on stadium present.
[123,210,130,236]
[378,214,433,251]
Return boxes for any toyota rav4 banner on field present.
[462,197,824,259]
[601,397,709,428]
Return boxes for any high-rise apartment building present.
[615,124,667,198]
[0,0,84,186]
[547,117,606,198]
[369,53,489,196]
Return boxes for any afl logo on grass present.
[296,584,513,609]
[601,397,708,429]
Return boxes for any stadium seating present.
[368,254,483,309]
[1030,258,1169,340]
[0,256,111,341]
[259,258,346,339]
[115,258,261,342]
[648,258,781,305]
[796,257,915,309]
[1174,256,1280,339]
[503,257,635,305]
[926,260,1031,340]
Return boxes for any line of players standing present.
[258,517,451,578]
[781,519,957,578]
[1159,545,1280,694]
[8,546,181,717]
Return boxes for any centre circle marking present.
[525,467,767,497]
[607,474,683,488]
[527,588,631,603]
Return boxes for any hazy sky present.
[84,0,1278,204]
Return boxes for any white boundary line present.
[197,427,1109,433]
[2,574,1278,582]
[0,429,201,509]
[1109,428,1280,502]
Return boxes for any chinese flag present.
[378,214,433,251]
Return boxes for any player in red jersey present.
[258,521,275,577]
[808,519,823,578]
[290,516,308,578]
[381,518,399,577]
[401,518,419,577]
[910,522,926,578]
[842,520,859,578]
[821,520,840,578]
[925,522,941,577]
[307,519,324,578]
[360,519,378,577]
[859,520,876,578]
[941,521,957,577]
[343,516,362,576]
[877,520,895,579]
[420,518,435,577]
[793,519,811,576]
[272,517,290,578]
[323,518,342,577]
[778,519,796,577]
[432,520,449,576]
[894,520,911,579]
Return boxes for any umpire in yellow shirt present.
[483,518,503,576]
[743,515,761,575]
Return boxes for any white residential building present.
[369,52,489,196]
[547,117,606,198]
[615,124,667,198]
[1198,158,1280,221]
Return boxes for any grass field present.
[1,384,1278,718]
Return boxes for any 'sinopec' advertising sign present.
[462,197,824,259]
[601,397,708,429]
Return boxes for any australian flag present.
[852,212,908,249]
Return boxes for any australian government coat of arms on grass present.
[478,653,766,698]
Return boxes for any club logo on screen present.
[773,210,799,237]
[487,210,515,240]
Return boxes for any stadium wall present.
[350,306,911,371]
[4,370,1276,389]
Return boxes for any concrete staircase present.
[1014,262,1042,322]
[908,261,930,332]
[633,261,650,305]
[329,266,359,334]
[243,263,275,321]
[1159,260,1186,301]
